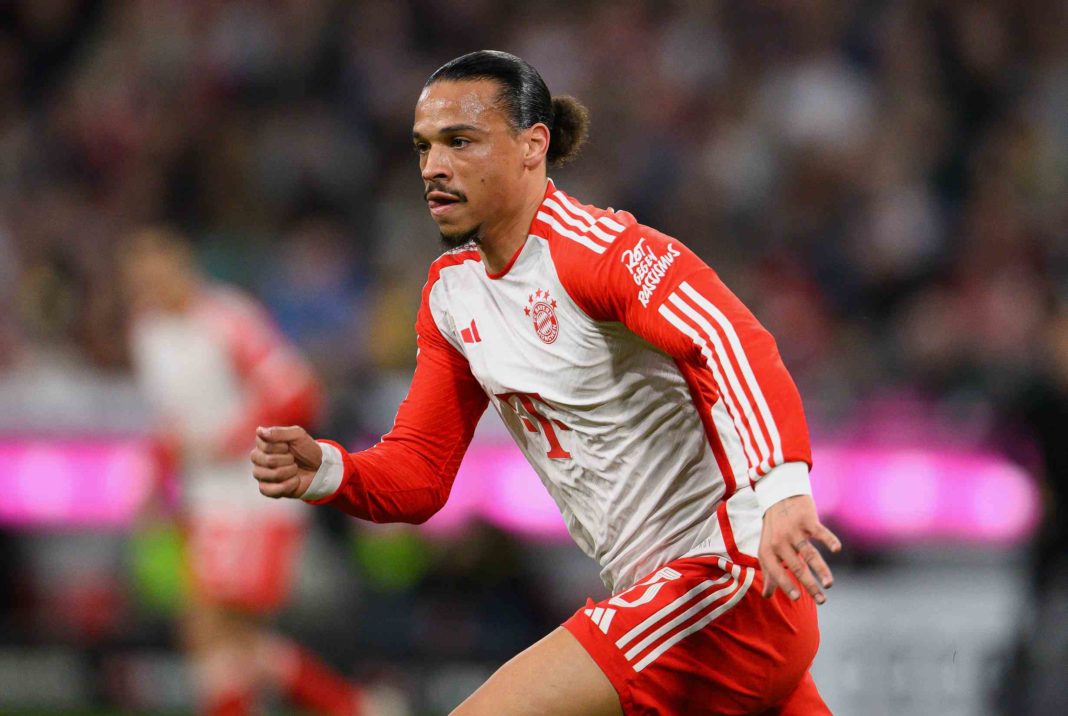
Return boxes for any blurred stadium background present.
[1,0,1066,714]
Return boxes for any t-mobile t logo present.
[495,391,572,459]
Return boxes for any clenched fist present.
[250,425,322,499]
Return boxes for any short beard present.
[439,225,482,250]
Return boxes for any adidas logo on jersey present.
[584,606,617,635]
[460,319,482,344]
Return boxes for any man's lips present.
[426,191,463,216]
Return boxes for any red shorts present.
[563,555,830,715]
[182,514,303,614]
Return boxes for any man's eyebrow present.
[412,124,484,140]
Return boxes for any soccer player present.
[123,228,375,716]
[252,51,840,715]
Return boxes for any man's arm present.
[214,291,323,456]
[251,264,489,524]
[551,215,840,602]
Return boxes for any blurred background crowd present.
[0,0,1066,714]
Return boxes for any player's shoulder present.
[425,242,482,286]
[537,185,699,267]
[199,283,261,315]
[532,185,651,300]
[194,283,277,335]
[533,185,640,262]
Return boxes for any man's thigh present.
[450,627,623,716]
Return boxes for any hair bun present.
[547,96,590,168]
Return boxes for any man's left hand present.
[758,494,841,605]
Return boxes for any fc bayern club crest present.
[524,288,560,344]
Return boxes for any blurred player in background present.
[253,51,840,715]
[123,227,371,716]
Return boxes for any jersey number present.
[585,567,683,637]
[496,391,571,459]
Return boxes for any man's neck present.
[477,177,548,274]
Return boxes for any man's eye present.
[451,137,470,149]
[414,143,429,155]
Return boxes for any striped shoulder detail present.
[657,280,784,480]
[535,190,633,255]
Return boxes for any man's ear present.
[522,122,550,168]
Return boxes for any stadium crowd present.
[0,0,1066,713]
[2,0,1066,431]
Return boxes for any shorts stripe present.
[623,578,743,661]
[632,567,755,672]
[615,574,732,649]
[598,608,616,634]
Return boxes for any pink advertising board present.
[0,438,1042,546]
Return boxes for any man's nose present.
[421,145,451,182]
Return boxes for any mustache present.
[424,183,467,202]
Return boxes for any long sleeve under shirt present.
[305,180,813,591]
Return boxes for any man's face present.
[413,79,528,248]
[121,240,194,314]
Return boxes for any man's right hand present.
[250,425,322,499]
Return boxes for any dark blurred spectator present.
[0,0,1061,421]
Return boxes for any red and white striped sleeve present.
[300,254,490,523]
[543,195,812,513]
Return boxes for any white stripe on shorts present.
[615,574,733,649]
[632,567,755,672]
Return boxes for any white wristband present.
[301,441,345,501]
[753,461,812,515]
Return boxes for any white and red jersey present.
[307,180,813,591]
[131,284,322,514]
